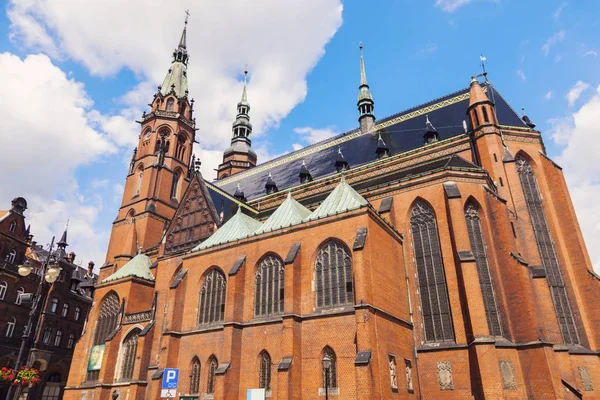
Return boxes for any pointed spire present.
[360,43,368,87]
[179,10,189,49]
[234,183,246,202]
[160,15,190,98]
[265,172,278,195]
[521,108,536,129]
[468,77,490,107]
[240,67,249,105]
[376,133,390,159]
[299,160,313,184]
[424,115,439,144]
[335,147,349,172]
[357,42,375,133]
[57,219,69,249]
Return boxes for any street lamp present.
[322,354,332,400]
[5,237,61,400]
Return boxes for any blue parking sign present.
[162,368,179,389]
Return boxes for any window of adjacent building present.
[410,200,455,342]
[41,373,61,400]
[6,317,15,338]
[119,328,141,381]
[61,303,69,318]
[207,357,217,394]
[0,281,7,300]
[516,155,580,345]
[67,333,75,349]
[388,355,398,390]
[87,292,120,382]
[465,202,503,336]
[54,330,62,347]
[42,327,52,344]
[15,287,24,305]
[315,240,353,309]
[190,358,200,394]
[198,269,226,326]
[50,298,58,313]
[259,351,271,391]
[322,347,337,389]
[74,307,81,322]
[7,250,16,264]
[9,221,16,232]
[255,255,284,317]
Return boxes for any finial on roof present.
[376,133,390,159]
[265,172,278,195]
[335,146,349,172]
[521,107,536,129]
[57,219,69,249]
[234,182,246,202]
[299,159,312,184]
[194,157,201,173]
[424,115,439,144]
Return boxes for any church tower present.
[217,69,257,179]
[103,20,196,271]
[357,43,375,133]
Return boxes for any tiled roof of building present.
[0,211,9,222]
[193,207,263,251]
[304,176,369,222]
[214,83,527,200]
[101,252,155,283]
[254,192,311,235]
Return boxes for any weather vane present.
[479,54,488,81]
[184,9,190,24]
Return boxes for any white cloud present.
[545,91,554,100]
[548,85,600,271]
[7,0,344,178]
[293,126,338,145]
[418,44,439,56]
[435,0,473,13]
[566,80,590,107]
[0,52,123,265]
[553,2,568,20]
[542,30,566,56]
[517,70,526,82]
[584,50,598,58]
[292,143,303,151]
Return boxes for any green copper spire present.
[160,15,189,98]
[357,42,375,133]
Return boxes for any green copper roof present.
[101,253,155,283]
[160,61,188,99]
[304,176,368,222]
[193,207,262,251]
[254,192,311,235]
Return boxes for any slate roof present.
[101,252,155,283]
[192,207,263,251]
[254,192,311,235]
[304,176,369,222]
[214,83,527,201]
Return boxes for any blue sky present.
[0,0,599,268]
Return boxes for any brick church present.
[65,21,600,400]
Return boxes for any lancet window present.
[198,269,226,325]
[315,240,353,309]
[255,255,284,317]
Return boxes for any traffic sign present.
[162,368,179,389]
[160,389,176,398]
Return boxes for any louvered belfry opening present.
[198,269,226,325]
[190,358,200,394]
[516,156,580,344]
[86,292,120,382]
[465,202,503,336]
[119,328,141,381]
[410,201,455,342]
[315,240,354,309]
[255,255,284,317]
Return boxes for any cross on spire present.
[185,9,190,24]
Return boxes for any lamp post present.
[322,354,332,400]
[5,237,61,400]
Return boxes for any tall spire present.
[160,13,190,98]
[240,67,249,105]
[178,10,189,49]
[357,42,375,133]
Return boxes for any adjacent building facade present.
[65,22,600,400]
[0,198,97,399]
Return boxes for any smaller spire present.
[240,67,249,105]
[335,147,349,172]
[357,42,375,133]
[57,219,69,249]
[424,115,439,144]
[521,108,536,129]
[265,172,278,195]
[234,183,246,202]
[194,157,201,173]
[359,43,368,87]
[375,133,390,159]
[299,160,313,184]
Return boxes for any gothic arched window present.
[135,168,143,196]
[259,351,271,390]
[465,202,502,336]
[166,98,174,112]
[322,347,337,389]
[119,328,141,381]
[198,269,226,325]
[207,356,217,394]
[516,155,579,344]
[255,255,284,317]
[170,171,180,199]
[9,221,16,232]
[410,200,454,342]
[190,357,200,394]
[87,292,120,381]
[315,240,353,309]
[74,306,81,321]
[176,135,186,160]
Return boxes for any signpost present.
[161,368,179,398]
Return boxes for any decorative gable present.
[164,173,221,255]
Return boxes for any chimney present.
[68,252,76,263]
[87,261,95,275]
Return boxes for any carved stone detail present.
[499,360,517,390]
[123,310,152,324]
[578,366,594,391]
[437,361,454,390]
